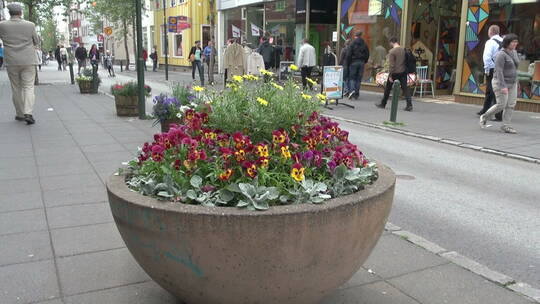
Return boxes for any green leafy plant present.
[111,82,152,97]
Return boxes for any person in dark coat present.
[257,37,275,70]
[346,32,370,100]
[54,45,62,71]
[88,44,100,72]
[340,39,352,95]
[75,44,87,74]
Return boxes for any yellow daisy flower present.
[306,77,317,86]
[260,69,275,76]
[257,97,269,106]
[301,93,312,100]
[316,93,326,101]
[232,75,244,83]
[289,64,299,71]
[271,82,284,91]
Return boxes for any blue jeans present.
[348,61,365,96]
[192,60,204,86]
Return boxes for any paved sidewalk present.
[1,70,538,303]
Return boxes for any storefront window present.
[224,7,244,43]
[174,33,183,57]
[461,0,540,100]
[341,0,403,83]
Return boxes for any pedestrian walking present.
[75,44,87,74]
[375,37,413,111]
[203,40,216,85]
[60,45,68,71]
[478,25,503,121]
[479,34,520,134]
[89,44,100,72]
[0,3,39,124]
[297,38,316,90]
[104,50,115,77]
[36,47,42,71]
[189,40,204,86]
[346,32,370,100]
[150,46,158,72]
[340,39,352,95]
[55,45,62,70]
[142,48,148,71]
[257,37,275,70]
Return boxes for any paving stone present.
[47,203,113,229]
[57,248,149,296]
[40,173,103,192]
[441,251,513,285]
[0,191,43,213]
[35,299,64,304]
[64,281,178,304]
[0,231,53,266]
[51,222,124,257]
[0,162,38,180]
[43,185,107,207]
[35,151,89,166]
[393,230,447,254]
[38,162,95,177]
[0,260,60,304]
[75,135,119,146]
[0,209,47,235]
[84,151,133,164]
[340,267,382,289]
[389,263,535,304]
[80,143,128,154]
[363,234,448,279]
[321,281,420,304]
[0,177,41,194]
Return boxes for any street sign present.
[104,27,113,36]
[168,16,178,32]
[97,34,104,42]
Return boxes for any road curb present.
[385,222,540,303]
[325,115,540,165]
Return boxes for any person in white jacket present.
[297,38,316,90]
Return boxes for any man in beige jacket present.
[0,3,39,125]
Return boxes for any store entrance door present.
[408,0,462,95]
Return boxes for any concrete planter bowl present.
[106,164,395,304]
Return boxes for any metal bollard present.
[92,64,98,94]
[69,63,75,84]
[390,80,401,123]
[120,60,123,72]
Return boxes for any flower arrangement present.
[124,68,377,211]
[151,85,202,126]
[75,68,101,85]
[110,82,152,97]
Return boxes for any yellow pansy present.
[289,64,299,71]
[290,163,305,182]
[316,93,326,101]
[257,97,269,106]
[260,69,275,76]
[193,85,204,92]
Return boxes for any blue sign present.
[323,66,344,99]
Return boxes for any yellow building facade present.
[153,0,215,67]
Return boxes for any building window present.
[174,33,183,57]
[171,0,175,7]
[275,1,286,12]
[461,0,540,100]
[150,26,155,50]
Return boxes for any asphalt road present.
[341,120,540,289]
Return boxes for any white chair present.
[413,66,435,98]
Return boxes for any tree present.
[42,19,59,52]
[88,0,144,71]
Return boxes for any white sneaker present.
[501,126,517,134]
[479,115,492,128]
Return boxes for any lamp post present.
[135,0,146,119]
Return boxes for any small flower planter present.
[114,95,138,117]
[160,118,182,133]
[78,80,94,94]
